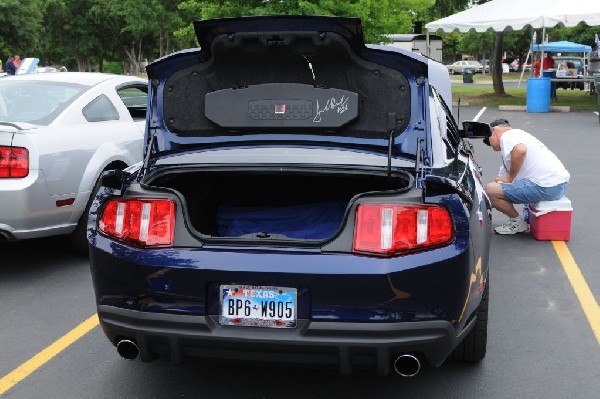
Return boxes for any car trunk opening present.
[147,169,412,241]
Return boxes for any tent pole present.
[541,26,546,72]
[482,49,486,76]
[519,29,536,87]
[425,30,430,58]
[518,51,530,88]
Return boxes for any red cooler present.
[529,197,572,241]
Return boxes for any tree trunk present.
[125,42,142,75]
[160,27,165,58]
[76,58,92,72]
[492,31,505,95]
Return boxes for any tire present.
[449,276,489,362]
[69,175,104,256]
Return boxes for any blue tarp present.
[531,41,591,53]
[217,201,346,239]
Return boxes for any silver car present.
[0,72,147,253]
[446,60,484,75]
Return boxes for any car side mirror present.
[459,121,492,139]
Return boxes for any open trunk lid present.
[145,15,431,166]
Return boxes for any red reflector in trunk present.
[353,204,453,256]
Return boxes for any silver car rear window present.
[0,80,89,125]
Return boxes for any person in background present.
[588,43,599,95]
[13,55,21,72]
[5,55,16,75]
[483,119,570,235]
[533,52,555,77]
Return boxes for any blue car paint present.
[88,188,477,326]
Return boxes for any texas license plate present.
[219,284,297,328]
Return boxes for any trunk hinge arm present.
[414,138,429,188]
[387,129,396,180]
[139,127,158,180]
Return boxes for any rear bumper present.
[98,305,473,375]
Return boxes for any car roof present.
[2,72,146,85]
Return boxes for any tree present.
[458,31,494,63]
[0,0,44,57]
[98,0,186,73]
[441,32,462,63]
[175,0,434,47]
[492,32,505,95]
[426,0,483,20]
[41,0,102,71]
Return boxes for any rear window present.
[0,80,88,125]
[555,58,583,68]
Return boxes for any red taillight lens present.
[99,198,175,247]
[0,146,29,178]
[353,204,454,256]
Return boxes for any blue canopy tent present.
[531,40,591,53]
[517,41,593,87]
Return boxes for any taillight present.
[0,146,29,178]
[353,204,454,256]
[99,198,175,247]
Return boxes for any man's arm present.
[495,143,526,183]
[505,143,526,182]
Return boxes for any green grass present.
[451,74,598,110]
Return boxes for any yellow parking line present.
[552,241,600,345]
[0,314,99,395]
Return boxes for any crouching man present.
[483,119,570,235]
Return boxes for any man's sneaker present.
[494,218,529,235]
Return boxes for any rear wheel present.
[450,276,489,362]
[69,175,104,255]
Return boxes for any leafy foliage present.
[1,0,598,76]
[175,0,434,45]
[3,0,435,71]
[0,0,43,56]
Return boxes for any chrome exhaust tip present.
[393,353,421,377]
[116,339,139,360]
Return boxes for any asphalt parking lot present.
[1,107,599,398]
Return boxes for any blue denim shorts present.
[501,179,569,203]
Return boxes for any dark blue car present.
[88,16,492,377]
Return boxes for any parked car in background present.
[34,66,58,73]
[447,60,485,74]
[554,56,585,90]
[554,56,585,75]
[0,72,148,253]
[88,16,493,377]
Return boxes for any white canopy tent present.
[425,0,600,34]
[425,0,600,82]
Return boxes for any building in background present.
[385,34,443,63]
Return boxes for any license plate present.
[219,284,297,328]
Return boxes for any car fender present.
[77,140,140,193]
[67,140,141,224]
